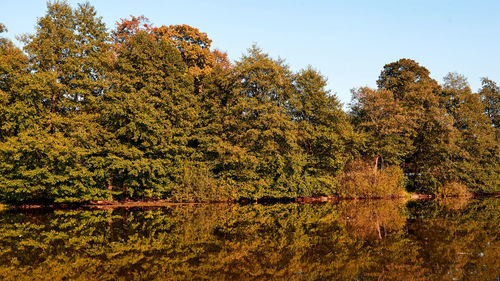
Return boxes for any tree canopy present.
[0,2,498,204]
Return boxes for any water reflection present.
[0,198,497,280]
[338,199,406,239]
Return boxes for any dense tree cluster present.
[0,2,498,204]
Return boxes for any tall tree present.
[376,59,455,193]
[217,46,302,198]
[0,23,30,141]
[479,78,500,130]
[102,31,195,199]
[440,73,499,192]
[20,1,112,114]
[292,67,352,194]
[0,2,112,204]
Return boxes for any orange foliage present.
[112,15,152,45]
[152,24,215,78]
[112,17,232,80]
[212,48,231,70]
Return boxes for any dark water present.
[0,198,498,281]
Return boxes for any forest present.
[0,2,498,205]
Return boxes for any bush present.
[170,161,235,202]
[337,160,406,198]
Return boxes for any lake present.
[0,198,498,280]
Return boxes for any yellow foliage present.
[337,159,406,198]
[172,161,235,202]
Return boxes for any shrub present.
[337,160,406,198]
[171,161,235,202]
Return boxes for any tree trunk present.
[108,175,113,201]
[375,219,382,240]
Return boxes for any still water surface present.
[0,198,498,280]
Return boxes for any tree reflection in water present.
[0,198,497,280]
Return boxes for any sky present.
[2,0,499,105]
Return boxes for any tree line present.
[0,2,498,204]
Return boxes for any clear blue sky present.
[2,0,499,105]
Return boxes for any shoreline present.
[2,193,498,210]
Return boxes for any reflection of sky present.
[2,0,500,105]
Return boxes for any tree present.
[376,59,455,193]
[216,46,303,198]
[102,31,195,199]
[112,15,151,46]
[479,78,500,130]
[292,67,352,194]
[20,1,112,114]
[350,87,413,169]
[0,23,29,141]
[0,2,112,204]
[112,17,231,97]
[152,25,216,79]
[440,73,499,193]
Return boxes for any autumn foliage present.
[0,2,498,204]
